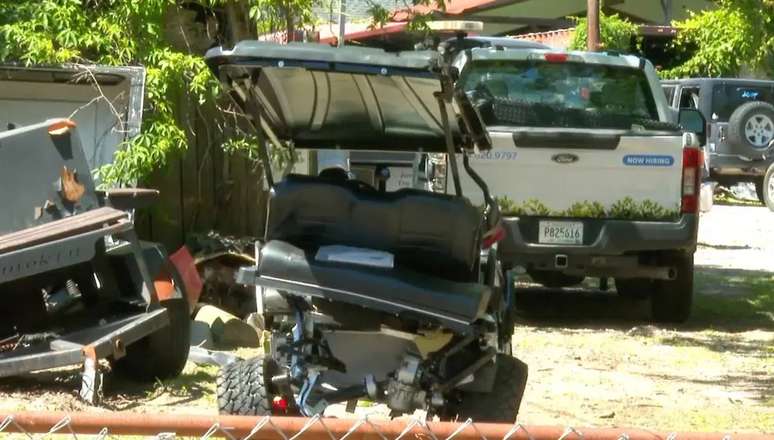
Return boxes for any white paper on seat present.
[315,245,394,269]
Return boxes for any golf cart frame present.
[206,41,525,421]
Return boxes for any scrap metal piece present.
[79,347,102,405]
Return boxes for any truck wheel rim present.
[769,176,774,204]
[744,113,774,148]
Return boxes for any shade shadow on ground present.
[514,265,774,332]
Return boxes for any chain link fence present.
[0,411,768,440]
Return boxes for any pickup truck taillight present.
[681,147,702,214]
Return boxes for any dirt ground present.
[0,205,771,434]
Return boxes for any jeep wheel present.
[728,101,774,159]
[763,165,774,212]
[651,252,694,323]
[451,354,528,423]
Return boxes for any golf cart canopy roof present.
[205,41,479,152]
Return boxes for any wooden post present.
[587,0,600,51]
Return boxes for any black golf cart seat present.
[254,174,490,330]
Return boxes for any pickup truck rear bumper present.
[498,214,698,275]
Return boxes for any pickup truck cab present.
[451,47,706,322]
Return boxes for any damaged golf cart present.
[205,42,526,422]
[0,65,191,403]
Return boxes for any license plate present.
[539,221,583,245]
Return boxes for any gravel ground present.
[695,205,774,272]
[0,205,771,434]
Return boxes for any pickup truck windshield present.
[461,60,662,130]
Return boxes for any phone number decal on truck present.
[472,151,518,160]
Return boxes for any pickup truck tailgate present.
[461,129,687,220]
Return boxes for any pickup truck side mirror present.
[678,108,707,146]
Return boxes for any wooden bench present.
[0,207,129,255]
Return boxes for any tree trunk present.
[224,0,256,46]
[285,0,295,42]
[587,0,600,51]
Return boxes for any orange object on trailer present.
[169,245,203,312]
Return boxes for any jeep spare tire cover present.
[728,101,774,159]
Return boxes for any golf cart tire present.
[217,356,277,416]
[727,101,774,159]
[763,164,774,212]
[113,296,191,381]
[651,252,694,323]
[453,354,528,423]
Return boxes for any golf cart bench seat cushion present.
[266,174,483,278]
[0,207,128,254]
[259,240,491,324]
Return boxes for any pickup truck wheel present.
[450,354,527,423]
[763,164,774,212]
[651,252,694,323]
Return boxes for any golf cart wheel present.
[651,252,694,323]
[452,354,528,423]
[218,356,297,416]
[763,164,774,212]
[728,101,774,159]
[113,295,191,381]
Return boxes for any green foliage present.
[497,196,679,220]
[568,11,640,53]
[0,0,313,186]
[563,201,606,218]
[662,0,774,78]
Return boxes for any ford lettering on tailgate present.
[622,155,674,167]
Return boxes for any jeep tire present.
[763,164,774,212]
[728,101,774,159]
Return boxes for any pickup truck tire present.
[763,164,774,212]
[728,101,774,159]
[651,252,694,323]
[451,354,527,423]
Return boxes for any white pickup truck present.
[451,47,706,322]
